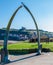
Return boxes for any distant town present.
[0,27,53,42]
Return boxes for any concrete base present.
[1,48,10,64]
[37,44,42,55]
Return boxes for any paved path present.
[0,40,18,46]
[0,52,52,65]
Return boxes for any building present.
[0,27,53,42]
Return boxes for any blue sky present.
[0,0,53,32]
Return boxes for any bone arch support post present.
[3,2,41,63]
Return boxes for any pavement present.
[0,40,18,46]
[0,52,53,65]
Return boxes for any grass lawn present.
[42,42,53,52]
[0,41,53,51]
[7,42,38,50]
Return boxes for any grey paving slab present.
[0,52,53,65]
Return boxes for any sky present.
[0,0,53,32]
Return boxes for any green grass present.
[7,41,38,50]
[42,42,53,52]
[0,41,53,51]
